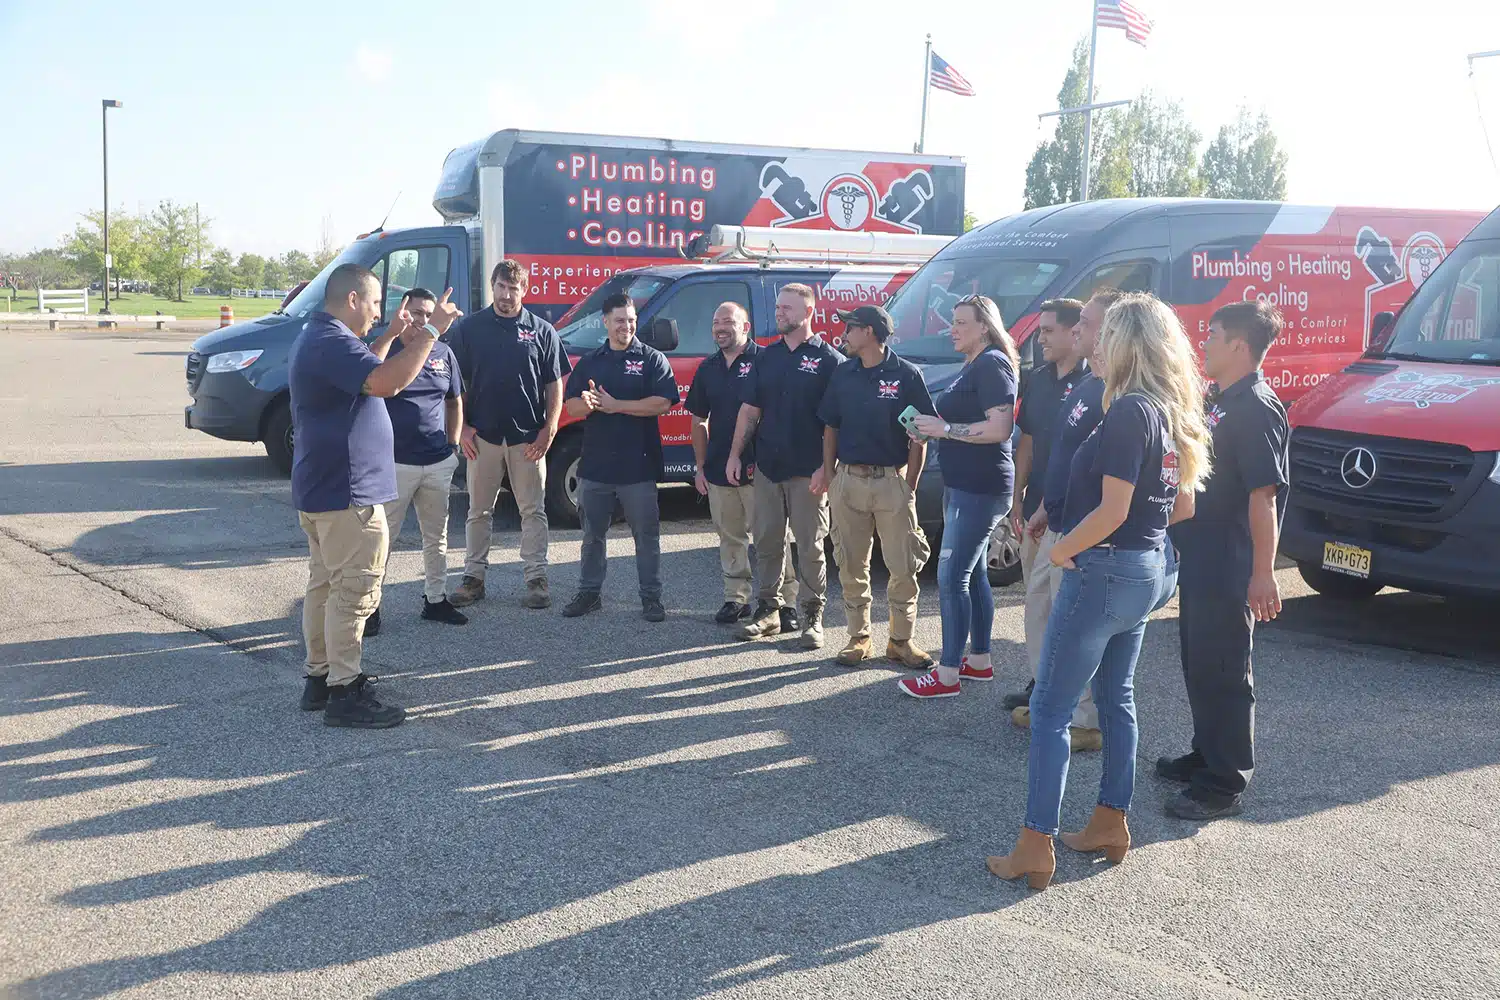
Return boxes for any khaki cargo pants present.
[830,464,930,642]
[299,504,390,686]
[465,435,548,584]
[752,475,830,607]
[707,482,797,606]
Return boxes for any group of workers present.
[286,257,1288,891]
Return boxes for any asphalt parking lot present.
[2,326,1497,999]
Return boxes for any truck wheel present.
[263,399,294,477]
[544,432,584,528]
[987,518,1024,588]
[1297,562,1381,601]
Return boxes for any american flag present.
[929,52,975,97]
[1096,0,1154,46]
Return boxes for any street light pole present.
[101,99,123,314]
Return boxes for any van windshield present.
[557,274,674,350]
[278,242,370,319]
[886,257,1064,362]
[1372,241,1500,365]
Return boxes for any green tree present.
[1023,39,1132,209]
[1200,109,1289,201]
[143,200,206,301]
[1121,92,1202,198]
[963,210,979,233]
[313,217,342,270]
[234,253,266,291]
[7,249,82,292]
[206,248,235,295]
[281,249,316,283]
[263,257,289,291]
[61,209,145,294]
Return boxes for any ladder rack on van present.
[689,225,952,268]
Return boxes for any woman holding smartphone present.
[986,293,1209,887]
[899,294,1020,699]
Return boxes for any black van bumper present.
[1281,474,1500,599]
[186,370,273,442]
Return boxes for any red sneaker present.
[898,669,961,699]
[958,656,994,682]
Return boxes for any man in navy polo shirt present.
[561,292,679,621]
[727,283,845,649]
[288,264,461,729]
[816,305,936,668]
[371,288,469,629]
[1161,299,1289,821]
[686,301,797,624]
[448,259,571,612]
[1011,287,1124,753]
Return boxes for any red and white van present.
[1280,204,1500,601]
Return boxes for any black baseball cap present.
[837,305,893,342]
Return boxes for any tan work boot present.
[1060,805,1131,864]
[886,638,934,669]
[986,827,1056,890]
[1011,705,1031,728]
[835,635,873,667]
[799,600,825,650]
[736,600,782,640]
[522,578,551,610]
[449,575,485,608]
[1010,706,1103,752]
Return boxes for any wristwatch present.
[943,422,952,437]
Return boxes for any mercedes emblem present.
[1340,447,1377,489]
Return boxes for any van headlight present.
[206,350,264,373]
[1490,453,1500,486]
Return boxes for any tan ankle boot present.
[985,827,1056,889]
[1059,805,1130,863]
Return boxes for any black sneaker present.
[562,591,602,618]
[1001,679,1034,712]
[1155,750,1206,784]
[300,674,329,712]
[323,674,405,729]
[422,598,469,625]
[1165,789,1243,821]
[715,601,751,624]
[778,605,799,634]
[642,599,666,623]
[363,607,382,637]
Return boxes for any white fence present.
[38,288,89,314]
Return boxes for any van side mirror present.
[1371,311,1395,343]
[646,316,679,352]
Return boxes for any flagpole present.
[1080,2,1100,200]
[917,34,932,154]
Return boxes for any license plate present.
[1322,541,1372,579]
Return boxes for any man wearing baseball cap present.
[814,305,937,668]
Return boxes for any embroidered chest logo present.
[1067,399,1090,426]
[736,361,753,378]
[798,356,822,373]
[877,379,901,400]
[1206,404,1227,429]
[425,357,448,374]
[624,359,645,375]
[516,330,537,344]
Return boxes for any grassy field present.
[0,290,283,320]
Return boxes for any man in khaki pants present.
[814,305,936,668]
[288,265,461,728]
[447,259,571,611]
[686,302,796,624]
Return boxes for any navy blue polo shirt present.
[447,306,571,446]
[1060,393,1177,550]
[1041,374,1105,526]
[385,335,463,466]
[742,335,846,482]
[288,311,397,513]
[1171,371,1289,590]
[685,341,762,487]
[935,347,1018,498]
[564,338,680,485]
[818,348,935,467]
[1015,359,1090,517]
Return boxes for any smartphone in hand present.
[898,405,924,439]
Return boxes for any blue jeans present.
[936,488,1008,667]
[1024,544,1178,835]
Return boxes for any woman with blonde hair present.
[987,292,1210,888]
[901,295,1020,698]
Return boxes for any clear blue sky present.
[4,0,1500,257]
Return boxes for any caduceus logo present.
[818,174,875,230]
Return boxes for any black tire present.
[544,432,584,527]
[1297,562,1381,601]
[987,518,1024,588]
[263,398,294,477]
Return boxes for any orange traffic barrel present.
[220,304,233,328]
